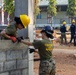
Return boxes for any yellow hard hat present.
[63,21,66,25]
[20,14,30,28]
[72,19,75,23]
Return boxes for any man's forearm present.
[21,40,33,46]
[1,30,10,39]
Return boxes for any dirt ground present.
[34,43,76,75]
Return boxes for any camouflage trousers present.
[39,59,56,75]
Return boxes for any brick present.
[0,63,3,72]
[17,59,28,69]
[6,50,22,60]
[22,69,28,75]
[22,49,28,59]
[10,70,21,75]
[4,60,16,71]
[0,72,9,75]
[0,52,6,62]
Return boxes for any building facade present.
[36,0,70,28]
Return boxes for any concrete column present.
[14,0,34,41]
[14,1,34,75]
[28,0,34,42]
[14,0,28,38]
[15,0,28,17]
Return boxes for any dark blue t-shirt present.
[60,25,67,33]
[70,24,75,34]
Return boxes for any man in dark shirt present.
[60,21,67,45]
[69,19,75,46]
[74,21,76,46]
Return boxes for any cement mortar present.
[0,40,28,51]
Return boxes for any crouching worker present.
[17,26,56,75]
[1,14,30,42]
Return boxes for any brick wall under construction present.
[0,40,34,75]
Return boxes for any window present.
[36,14,42,19]
[57,5,67,12]
[61,6,67,11]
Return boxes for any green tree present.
[4,0,15,25]
[47,0,57,26]
[34,0,40,25]
[67,0,76,18]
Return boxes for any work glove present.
[29,48,35,53]
[10,36,17,43]
[17,36,24,42]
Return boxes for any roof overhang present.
[38,0,68,6]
